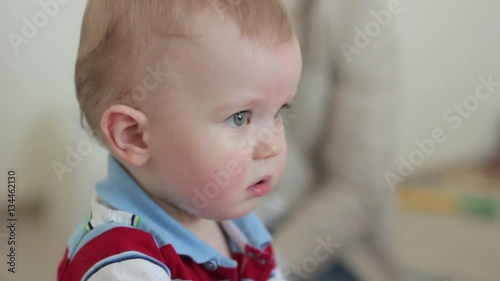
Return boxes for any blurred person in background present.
[257,1,401,280]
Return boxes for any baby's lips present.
[248,174,273,187]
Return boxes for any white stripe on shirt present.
[87,258,171,281]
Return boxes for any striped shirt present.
[58,155,283,281]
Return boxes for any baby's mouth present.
[247,175,273,197]
[249,175,272,187]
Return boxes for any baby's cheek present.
[194,153,248,199]
[205,157,248,195]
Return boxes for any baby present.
[58,0,302,280]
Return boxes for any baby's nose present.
[253,138,283,160]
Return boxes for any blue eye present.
[226,111,250,127]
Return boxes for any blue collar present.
[95,155,272,268]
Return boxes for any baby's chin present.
[202,198,260,221]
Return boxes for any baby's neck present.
[153,199,232,259]
[185,218,232,259]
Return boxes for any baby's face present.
[143,18,302,221]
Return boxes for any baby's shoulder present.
[58,211,170,281]
[70,209,162,261]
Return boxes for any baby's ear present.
[100,105,151,166]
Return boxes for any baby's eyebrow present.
[215,96,266,112]
[214,90,297,114]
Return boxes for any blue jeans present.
[309,262,359,281]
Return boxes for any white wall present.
[0,0,107,222]
[394,0,500,174]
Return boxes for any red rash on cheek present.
[202,157,248,197]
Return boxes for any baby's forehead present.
[139,9,300,90]
[166,38,300,100]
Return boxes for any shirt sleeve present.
[86,258,171,281]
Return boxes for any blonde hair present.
[75,0,293,134]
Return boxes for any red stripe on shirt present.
[58,227,166,281]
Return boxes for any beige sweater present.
[257,1,401,280]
